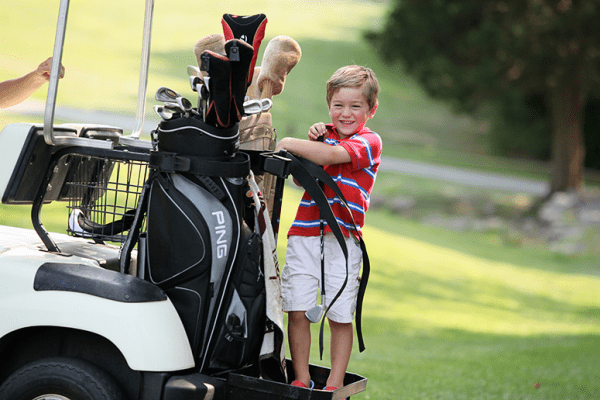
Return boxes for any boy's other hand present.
[308,122,328,141]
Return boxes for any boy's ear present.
[368,103,378,118]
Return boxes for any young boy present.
[274,65,381,391]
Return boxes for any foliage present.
[366,0,600,191]
[366,0,600,110]
[489,91,551,160]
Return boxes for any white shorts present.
[282,233,363,323]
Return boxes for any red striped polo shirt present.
[288,124,382,239]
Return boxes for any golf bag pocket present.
[205,223,266,372]
[145,172,235,357]
[163,278,210,352]
[157,116,239,160]
[146,173,215,286]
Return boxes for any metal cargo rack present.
[30,142,151,254]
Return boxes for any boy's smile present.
[328,86,375,139]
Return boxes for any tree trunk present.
[549,73,586,193]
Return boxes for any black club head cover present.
[200,50,232,128]
[221,13,267,85]
[225,39,254,124]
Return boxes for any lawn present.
[275,188,600,400]
[2,1,600,399]
[1,1,490,164]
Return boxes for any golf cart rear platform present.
[163,361,366,400]
[225,361,367,400]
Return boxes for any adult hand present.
[35,57,65,81]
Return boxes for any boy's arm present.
[275,136,351,166]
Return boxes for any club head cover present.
[194,33,226,77]
[246,66,262,100]
[225,39,254,123]
[221,13,267,85]
[258,35,302,99]
[200,50,232,128]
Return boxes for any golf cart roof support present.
[132,0,154,139]
[44,0,155,149]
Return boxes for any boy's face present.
[328,87,375,138]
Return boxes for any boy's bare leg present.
[327,320,353,389]
[288,311,312,386]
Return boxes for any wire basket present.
[64,154,149,243]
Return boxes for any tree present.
[366,0,600,193]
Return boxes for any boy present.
[274,65,381,391]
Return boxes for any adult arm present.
[0,57,65,109]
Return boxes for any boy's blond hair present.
[326,65,380,111]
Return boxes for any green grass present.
[3,2,600,399]
[276,188,600,400]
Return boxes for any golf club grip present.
[317,132,325,296]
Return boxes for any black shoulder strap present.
[119,176,152,274]
[149,151,250,178]
[288,154,369,354]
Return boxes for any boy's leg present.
[288,311,312,387]
[327,319,353,389]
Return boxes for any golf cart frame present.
[0,1,367,399]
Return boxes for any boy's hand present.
[308,122,328,142]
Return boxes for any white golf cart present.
[0,1,367,399]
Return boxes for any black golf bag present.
[137,116,267,374]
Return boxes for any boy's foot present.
[324,386,347,400]
[291,380,315,389]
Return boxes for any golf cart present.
[0,1,367,399]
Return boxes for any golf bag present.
[135,116,268,374]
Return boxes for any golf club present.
[176,96,193,117]
[306,134,327,324]
[190,75,202,92]
[243,99,263,115]
[155,86,182,103]
[190,75,204,115]
[260,98,273,112]
[305,220,326,323]
[153,104,174,120]
[163,101,186,118]
[156,86,194,117]
[242,98,273,115]
[187,64,201,77]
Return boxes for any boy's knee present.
[289,311,310,324]
[327,319,353,329]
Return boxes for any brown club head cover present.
[246,66,262,100]
[258,35,302,99]
[193,34,226,76]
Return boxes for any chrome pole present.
[43,0,69,146]
[43,0,113,149]
[131,0,154,139]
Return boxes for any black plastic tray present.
[226,361,367,400]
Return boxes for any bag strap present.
[149,151,250,177]
[288,154,369,354]
[294,155,370,353]
[119,176,152,274]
